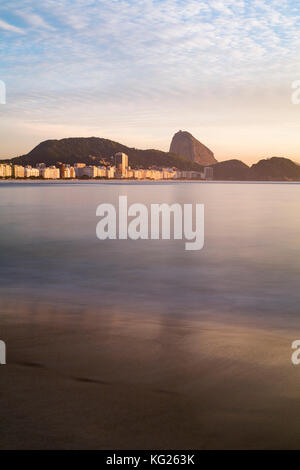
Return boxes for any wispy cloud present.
[0,18,23,33]
[17,11,55,31]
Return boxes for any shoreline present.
[1,179,300,185]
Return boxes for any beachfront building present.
[115,152,128,178]
[131,168,172,180]
[80,165,97,178]
[162,168,176,179]
[41,166,60,179]
[97,166,107,178]
[145,169,160,179]
[203,167,213,180]
[63,167,70,178]
[59,163,76,179]
[153,170,164,180]
[13,165,25,178]
[2,153,211,181]
[0,163,12,178]
[62,166,77,178]
[72,164,115,179]
[25,166,40,177]
[132,169,142,179]
[106,166,115,179]
[61,165,76,178]
[74,163,86,178]
[175,170,202,179]
[145,169,155,179]
[59,164,65,179]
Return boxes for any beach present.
[1,296,299,449]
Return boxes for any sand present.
[1,298,300,450]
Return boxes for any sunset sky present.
[0,0,300,164]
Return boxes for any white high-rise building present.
[74,163,86,178]
[97,166,107,178]
[81,166,97,178]
[0,164,12,178]
[106,166,115,179]
[25,166,40,177]
[133,169,143,179]
[115,152,128,178]
[41,166,60,179]
[62,167,71,178]
[13,165,25,178]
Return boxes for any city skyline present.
[0,150,212,180]
[1,0,300,163]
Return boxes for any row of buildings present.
[0,163,61,179]
[0,152,214,180]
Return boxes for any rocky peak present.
[169,130,217,166]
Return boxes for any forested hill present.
[7,137,203,171]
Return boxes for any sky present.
[0,0,300,164]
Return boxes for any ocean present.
[1,181,300,449]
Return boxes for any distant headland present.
[1,131,300,181]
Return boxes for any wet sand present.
[1,298,300,450]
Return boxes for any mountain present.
[4,137,300,181]
[169,130,217,166]
[212,157,300,181]
[213,159,252,180]
[250,157,300,181]
[7,137,203,171]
